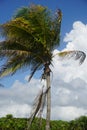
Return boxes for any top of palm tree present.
[0,4,86,79]
[0,4,62,78]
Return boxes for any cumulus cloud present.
[0,79,41,117]
[0,21,87,121]
[52,106,87,121]
[64,21,87,53]
[50,21,87,120]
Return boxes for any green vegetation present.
[0,114,87,130]
[0,114,27,130]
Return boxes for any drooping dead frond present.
[37,86,50,118]
[27,87,44,130]
[57,50,86,64]
[27,86,50,130]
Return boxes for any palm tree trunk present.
[46,72,51,130]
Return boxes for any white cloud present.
[0,103,31,118]
[0,78,41,117]
[50,21,87,120]
[52,106,87,121]
[64,21,87,53]
[0,21,87,121]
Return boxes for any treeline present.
[0,114,87,130]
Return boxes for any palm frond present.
[1,5,62,50]
[37,86,50,117]
[1,18,35,43]
[0,49,31,59]
[0,66,14,78]
[28,64,42,82]
[0,54,32,77]
[27,86,50,129]
[27,87,44,129]
[57,50,86,64]
[13,6,30,19]
[0,40,29,50]
[51,9,62,48]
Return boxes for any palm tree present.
[0,4,86,130]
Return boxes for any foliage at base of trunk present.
[0,114,87,130]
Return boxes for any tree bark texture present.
[46,73,51,130]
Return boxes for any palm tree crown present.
[0,5,62,79]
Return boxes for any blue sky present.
[0,0,87,35]
[0,0,87,120]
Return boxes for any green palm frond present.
[0,40,51,78]
[13,6,30,19]
[57,50,86,64]
[51,9,62,47]
[0,50,43,77]
[0,40,32,61]
[0,56,27,77]
[1,18,35,45]
[1,5,62,49]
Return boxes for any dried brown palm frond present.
[27,86,44,130]
[27,85,50,130]
[56,50,86,64]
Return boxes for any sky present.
[0,0,87,121]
